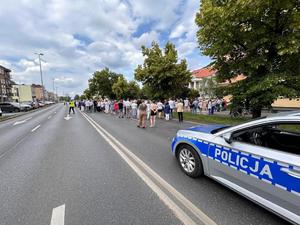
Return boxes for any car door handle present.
[280,167,300,179]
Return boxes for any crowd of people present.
[70,97,227,128]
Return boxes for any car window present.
[232,123,300,155]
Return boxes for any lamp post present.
[35,53,44,102]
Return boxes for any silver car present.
[171,112,300,224]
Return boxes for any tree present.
[196,0,300,118]
[135,41,192,100]
[112,77,141,99]
[87,68,121,98]
[74,94,80,100]
[112,76,128,99]
[126,81,141,99]
[188,89,200,100]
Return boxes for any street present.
[0,103,289,225]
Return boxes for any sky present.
[0,0,211,97]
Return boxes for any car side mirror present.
[223,133,233,144]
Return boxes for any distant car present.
[171,112,300,224]
[38,102,45,107]
[19,103,32,111]
[0,102,21,113]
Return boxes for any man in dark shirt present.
[118,100,124,118]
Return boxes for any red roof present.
[192,67,216,78]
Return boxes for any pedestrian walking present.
[118,100,124,118]
[177,100,184,123]
[184,98,189,112]
[69,99,75,114]
[137,101,147,128]
[131,100,138,119]
[113,101,119,115]
[192,99,198,114]
[164,102,171,121]
[208,100,212,115]
[150,101,157,127]
[157,100,163,119]
[169,99,175,118]
[146,100,151,120]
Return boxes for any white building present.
[189,67,217,98]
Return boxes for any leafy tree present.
[196,0,300,117]
[83,89,92,99]
[74,94,80,100]
[188,89,200,100]
[200,77,218,98]
[126,81,141,99]
[135,41,192,100]
[112,76,128,99]
[112,77,141,99]
[88,68,121,98]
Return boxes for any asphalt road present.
[0,104,290,225]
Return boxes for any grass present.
[174,112,249,125]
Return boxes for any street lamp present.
[34,53,44,102]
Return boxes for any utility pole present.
[35,53,44,102]
[52,78,55,101]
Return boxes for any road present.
[0,104,289,225]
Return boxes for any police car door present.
[208,122,300,222]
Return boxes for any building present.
[12,84,33,102]
[189,67,218,98]
[31,84,44,101]
[0,65,13,102]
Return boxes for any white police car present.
[171,111,300,224]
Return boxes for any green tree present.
[112,77,141,99]
[196,0,300,117]
[188,89,200,100]
[74,94,80,100]
[126,80,141,99]
[88,68,121,98]
[135,41,192,100]
[112,76,128,99]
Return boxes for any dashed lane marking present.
[50,204,65,225]
[31,125,41,132]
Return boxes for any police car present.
[171,111,300,224]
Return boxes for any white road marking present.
[50,204,65,225]
[48,115,52,119]
[13,117,32,126]
[64,114,72,121]
[31,125,41,132]
[81,112,217,225]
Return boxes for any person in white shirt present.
[157,100,163,119]
[131,100,138,119]
[184,98,189,112]
[168,99,175,118]
[146,101,151,120]
[124,99,131,119]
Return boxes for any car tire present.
[177,144,203,178]
[14,108,20,112]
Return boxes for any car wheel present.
[177,144,203,178]
[15,108,20,112]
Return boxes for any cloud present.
[0,0,211,96]
[54,77,81,88]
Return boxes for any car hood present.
[186,124,228,134]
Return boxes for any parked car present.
[0,108,2,116]
[19,103,32,111]
[0,102,21,113]
[38,102,45,107]
[171,111,300,224]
